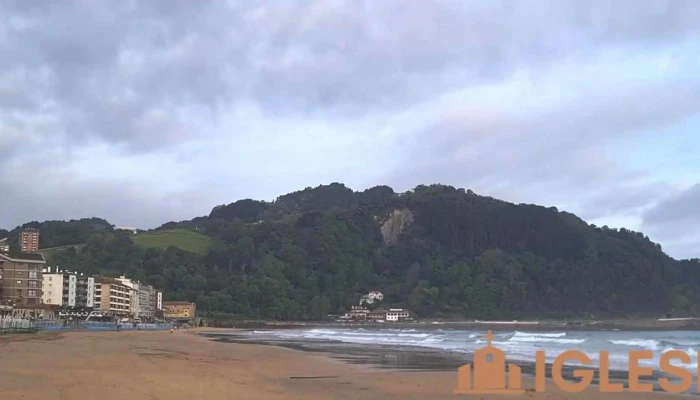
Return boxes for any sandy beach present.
[0,329,688,400]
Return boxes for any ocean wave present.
[513,331,566,338]
[509,336,585,344]
[247,328,700,374]
[609,339,662,350]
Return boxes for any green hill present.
[5,183,700,320]
[132,229,212,254]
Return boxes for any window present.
[28,290,37,297]
[49,276,52,281]
[28,281,38,288]
[16,271,23,276]
[17,280,22,284]
[29,271,38,279]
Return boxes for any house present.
[340,305,369,321]
[368,309,388,320]
[162,301,196,320]
[359,291,384,305]
[0,251,46,305]
[386,308,412,322]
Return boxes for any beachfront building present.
[368,309,388,321]
[340,306,370,321]
[162,301,196,320]
[94,277,132,316]
[386,309,411,322]
[0,251,46,305]
[136,283,161,319]
[115,276,140,318]
[41,267,95,308]
[114,276,163,319]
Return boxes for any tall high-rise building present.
[20,229,40,253]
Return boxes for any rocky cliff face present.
[380,209,414,245]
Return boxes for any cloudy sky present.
[1,0,699,259]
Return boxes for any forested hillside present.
[4,183,700,320]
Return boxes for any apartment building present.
[0,251,46,305]
[94,277,131,316]
[162,301,196,320]
[115,276,140,318]
[136,284,161,318]
[20,229,40,253]
[41,267,95,308]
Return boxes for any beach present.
[0,328,689,400]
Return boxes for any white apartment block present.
[42,267,95,308]
[116,276,140,318]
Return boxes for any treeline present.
[1,218,113,250]
[15,183,700,320]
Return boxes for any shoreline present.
[201,329,700,396]
[205,318,700,332]
[0,329,690,399]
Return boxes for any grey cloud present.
[0,167,211,230]
[642,183,700,237]
[384,80,700,202]
[2,1,699,153]
[603,182,700,258]
[578,182,674,221]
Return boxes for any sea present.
[219,327,700,393]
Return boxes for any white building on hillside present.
[359,291,384,305]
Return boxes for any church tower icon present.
[455,330,525,394]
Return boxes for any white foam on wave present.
[510,336,585,344]
[513,331,567,338]
[248,328,700,373]
[609,339,661,350]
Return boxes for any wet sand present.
[0,328,688,400]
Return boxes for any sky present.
[1,0,699,259]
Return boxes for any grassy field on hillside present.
[38,244,84,262]
[132,229,212,254]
